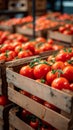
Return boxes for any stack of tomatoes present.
[0,32,64,62]
[20,47,73,91]
[0,16,33,26]
[58,24,73,35]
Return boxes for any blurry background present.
[47,0,73,14]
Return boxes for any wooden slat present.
[48,31,73,44]
[8,87,70,130]
[6,68,72,114]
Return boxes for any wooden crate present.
[48,30,73,46]
[6,52,73,130]
[9,107,34,130]
[15,25,48,39]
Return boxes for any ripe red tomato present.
[52,44,63,51]
[51,61,65,70]
[36,37,46,43]
[59,26,66,33]
[0,43,9,53]
[0,53,6,61]
[22,42,35,52]
[51,77,69,90]
[5,51,16,61]
[20,65,34,79]
[0,96,8,106]
[63,30,72,35]
[55,51,71,62]
[47,39,54,44]
[46,71,57,85]
[30,118,39,129]
[63,66,73,83]
[14,45,22,54]
[18,50,33,58]
[33,64,50,79]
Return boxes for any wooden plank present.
[6,68,72,114]
[48,31,73,44]
[8,87,70,130]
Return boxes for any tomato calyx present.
[67,59,73,64]
[29,58,51,68]
[52,69,63,77]
[63,48,72,53]
[40,79,46,83]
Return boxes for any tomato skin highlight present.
[51,77,70,90]
[33,64,50,79]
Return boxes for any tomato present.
[46,70,57,85]
[18,50,33,58]
[55,51,71,62]
[69,84,73,91]
[5,51,16,61]
[17,35,28,43]
[12,41,22,48]
[59,26,66,33]
[0,96,8,106]
[51,77,69,90]
[52,44,63,50]
[63,30,72,35]
[51,61,65,70]
[30,118,39,129]
[63,66,73,83]
[36,37,46,43]
[22,42,35,52]
[65,24,71,29]
[47,39,54,44]
[20,65,34,79]
[40,43,53,52]
[14,45,23,54]
[0,53,6,61]
[47,55,55,63]
[33,64,50,79]
[0,43,9,53]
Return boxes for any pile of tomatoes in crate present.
[19,47,73,91]
[0,31,64,62]
[58,24,73,35]
[0,16,33,26]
